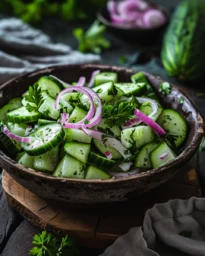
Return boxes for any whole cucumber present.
[161,0,205,81]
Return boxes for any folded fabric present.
[0,18,100,84]
[101,197,205,256]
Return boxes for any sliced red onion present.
[82,128,131,159]
[59,113,69,126]
[55,86,95,129]
[81,87,102,128]
[49,75,71,87]
[141,9,166,28]
[159,152,168,160]
[110,12,135,25]
[78,77,86,87]
[87,70,100,88]
[134,109,166,136]
[105,151,113,160]
[123,97,158,128]
[2,125,31,143]
[118,0,147,16]
[107,0,117,14]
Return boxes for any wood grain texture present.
[2,167,201,248]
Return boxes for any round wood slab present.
[2,166,201,249]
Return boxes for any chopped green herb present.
[25,83,43,112]
[73,20,111,54]
[30,230,79,256]
[199,136,205,152]
[159,82,171,96]
[102,100,137,127]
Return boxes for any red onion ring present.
[87,70,100,88]
[2,125,31,143]
[134,109,166,136]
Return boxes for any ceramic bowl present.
[0,64,204,204]
[97,5,169,42]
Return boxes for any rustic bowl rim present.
[0,64,204,185]
[96,4,170,32]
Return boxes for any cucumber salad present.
[0,71,187,180]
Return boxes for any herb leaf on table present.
[73,20,111,54]
[30,230,79,256]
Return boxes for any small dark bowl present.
[97,5,169,42]
[0,64,204,204]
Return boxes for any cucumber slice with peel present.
[85,166,111,180]
[7,106,40,123]
[53,154,85,179]
[157,109,187,147]
[94,72,118,86]
[69,106,87,123]
[22,124,65,156]
[88,152,115,169]
[150,142,176,168]
[64,142,90,164]
[134,142,159,168]
[121,126,155,149]
[37,76,64,98]
[33,146,59,172]
[93,82,116,103]
[114,83,146,97]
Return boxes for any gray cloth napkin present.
[101,197,205,256]
[0,18,100,84]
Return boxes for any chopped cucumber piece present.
[131,72,148,84]
[93,82,116,103]
[0,101,22,123]
[61,92,81,107]
[140,102,163,121]
[114,83,146,97]
[157,109,187,147]
[121,126,155,148]
[93,139,122,160]
[33,146,59,172]
[18,153,34,169]
[134,142,159,168]
[59,98,73,114]
[37,76,64,98]
[69,106,87,123]
[150,142,176,168]
[7,106,40,123]
[38,95,60,120]
[85,165,111,180]
[53,154,85,179]
[7,122,27,136]
[22,124,65,156]
[88,152,115,169]
[94,72,118,86]
[95,118,121,137]
[8,97,22,108]
[0,123,21,156]
[38,119,56,126]
[64,142,90,164]
[65,128,92,144]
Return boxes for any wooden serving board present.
[2,162,201,249]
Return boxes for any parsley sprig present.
[73,20,111,54]
[30,230,79,256]
[102,97,138,127]
[25,83,43,112]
